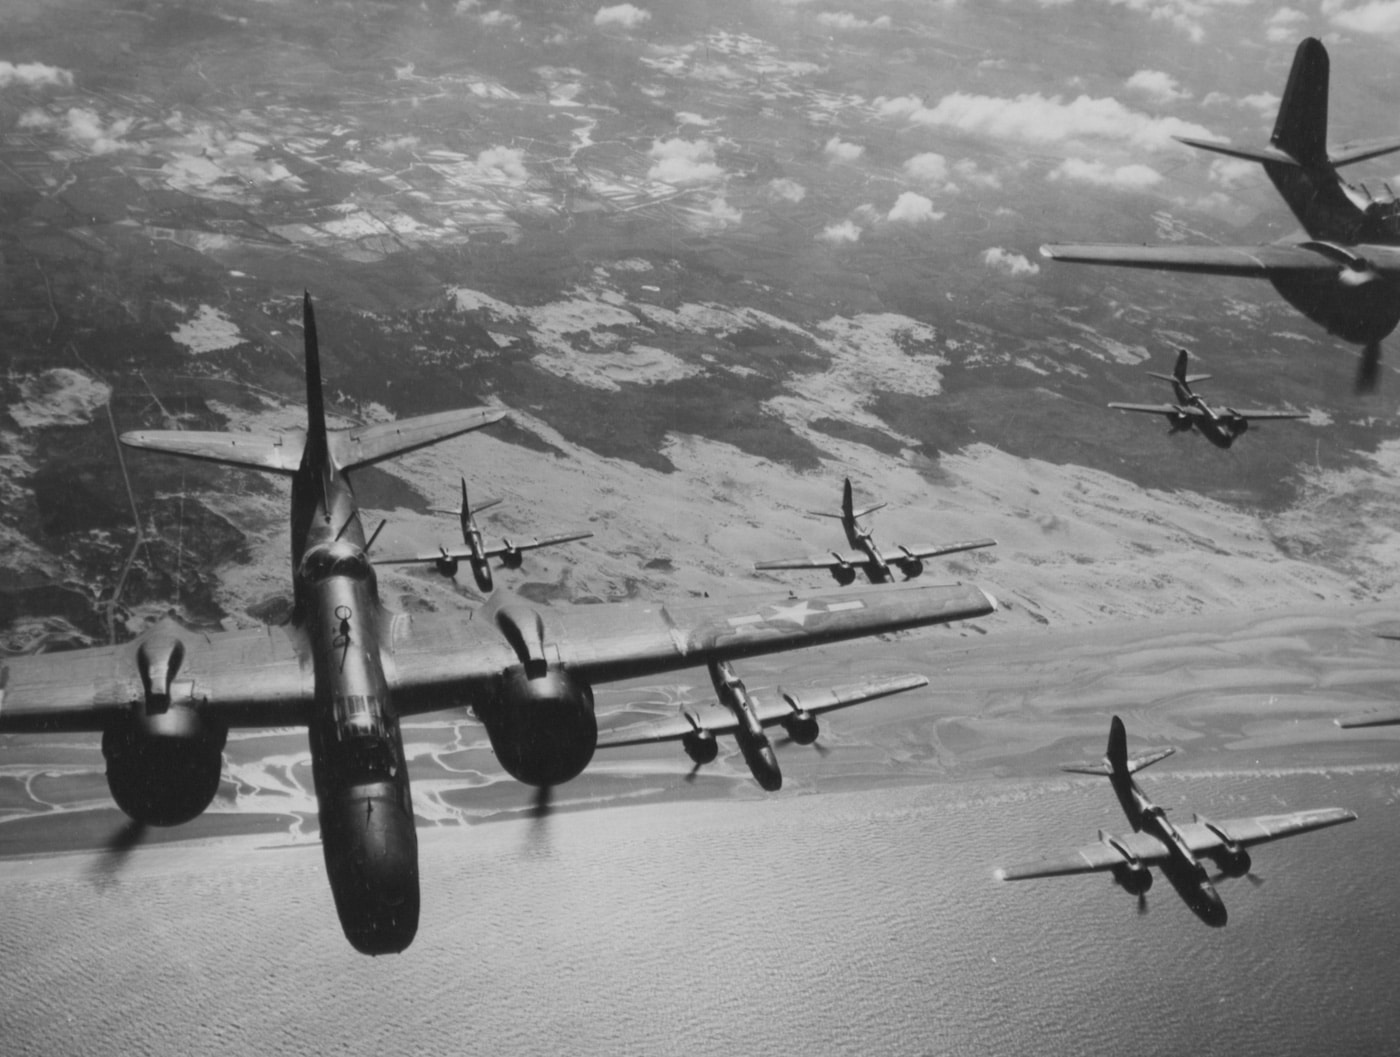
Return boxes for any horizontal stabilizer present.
[121,429,305,474]
[1147,371,1212,385]
[773,673,928,718]
[1174,135,1301,167]
[1330,136,1400,167]
[330,407,505,471]
[430,497,503,516]
[1060,746,1174,777]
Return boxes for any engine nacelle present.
[1211,846,1252,879]
[897,558,924,580]
[830,563,857,586]
[136,635,186,716]
[682,727,719,765]
[476,666,597,787]
[434,556,459,578]
[1111,860,1153,897]
[499,542,524,570]
[102,704,227,826]
[781,708,820,746]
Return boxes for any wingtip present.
[981,589,999,612]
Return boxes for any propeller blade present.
[683,761,702,784]
[530,784,553,821]
[89,817,148,885]
[1357,342,1382,394]
[1137,891,1149,916]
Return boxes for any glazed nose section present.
[324,791,422,955]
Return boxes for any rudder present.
[1272,37,1329,167]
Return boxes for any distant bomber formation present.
[0,296,1000,955]
[1044,37,1400,392]
[375,476,591,592]
[997,717,1355,925]
[1110,349,1306,449]
[597,663,927,790]
[755,478,996,585]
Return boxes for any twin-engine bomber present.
[755,478,996,585]
[596,663,928,790]
[997,716,1355,925]
[1044,37,1400,392]
[374,475,591,592]
[1110,349,1306,449]
[0,294,999,956]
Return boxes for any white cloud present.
[24,107,138,155]
[875,90,1219,152]
[1126,70,1190,105]
[902,151,951,185]
[1049,158,1164,190]
[701,195,742,227]
[767,177,807,202]
[676,112,713,127]
[886,191,943,223]
[817,220,863,244]
[1267,8,1309,42]
[1240,91,1280,114]
[477,145,530,184]
[648,137,724,184]
[595,3,652,28]
[954,159,1002,189]
[0,62,73,89]
[824,136,864,162]
[480,9,520,28]
[1207,156,1257,189]
[982,247,1040,277]
[816,12,892,29]
[1323,0,1400,35]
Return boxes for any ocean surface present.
[2,764,1397,1057]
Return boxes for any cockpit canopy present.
[301,544,372,583]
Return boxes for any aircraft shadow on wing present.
[596,663,928,790]
[0,295,999,955]
[1043,37,1400,392]
[1109,348,1307,449]
[373,475,591,593]
[996,716,1355,926]
[755,477,996,586]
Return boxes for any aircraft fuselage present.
[1112,769,1226,927]
[295,465,420,955]
[711,661,782,790]
[1177,395,1247,450]
[463,517,494,592]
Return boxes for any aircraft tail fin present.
[1272,37,1330,168]
[807,478,884,521]
[1061,716,1176,777]
[1147,349,1211,387]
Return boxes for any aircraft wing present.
[997,832,1171,880]
[1108,403,1198,417]
[1174,809,1356,851]
[373,548,468,566]
[0,623,314,733]
[595,673,929,749]
[1041,242,1400,277]
[998,808,1355,881]
[1226,409,1310,421]
[481,531,594,558]
[0,583,993,730]
[896,540,998,561]
[388,581,996,715]
[754,552,871,573]
[1336,706,1400,728]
